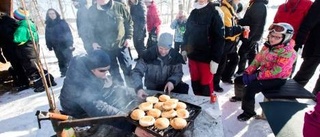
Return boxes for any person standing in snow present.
[273,0,313,77]
[182,0,225,96]
[145,0,161,48]
[293,0,320,96]
[237,23,297,121]
[235,0,268,76]
[129,0,147,60]
[87,0,134,86]
[72,0,92,53]
[45,8,74,77]
[170,10,187,52]
[213,0,249,93]
[0,11,30,91]
[13,8,56,92]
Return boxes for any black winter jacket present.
[238,0,268,42]
[45,19,73,50]
[60,55,138,118]
[183,2,225,63]
[0,14,17,47]
[131,46,185,91]
[295,0,320,58]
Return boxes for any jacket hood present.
[286,0,307,9]
[254,0,269,4]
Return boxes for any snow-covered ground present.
[0,0,318,137]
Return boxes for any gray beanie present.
[157,32,173,49]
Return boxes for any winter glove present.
[181,51,187,62]
[242,73,257,85]
[210,61,219,74]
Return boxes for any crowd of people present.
[1,0,320,135]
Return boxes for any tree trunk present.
[171,0,174,22]
[187,0,193,14]
[57,0,65,19]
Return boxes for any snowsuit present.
[45,9,73,76]
[131,46,188,94]
[242,40,297,115]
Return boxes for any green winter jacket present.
[14,19,39,45]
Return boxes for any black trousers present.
[214,40,238,87]
[15,41,39,77]
[133,35,146,58]
[53,45,73,75]
[16,41,55,88]
[293,57,320,95]
[2,44,29,86]
[106,47,133,86]
[222,52,239,81]
[241,79,286,115]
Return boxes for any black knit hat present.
[86,50,111,70]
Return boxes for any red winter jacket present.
[273,0,313,40]
[146,2,161,35]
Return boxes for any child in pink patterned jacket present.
[237,23,297,121]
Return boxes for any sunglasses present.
[268,23,292,34]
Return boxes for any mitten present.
[242,73,257,85]
[210,61,218,74]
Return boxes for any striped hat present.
[14,8,29,20]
